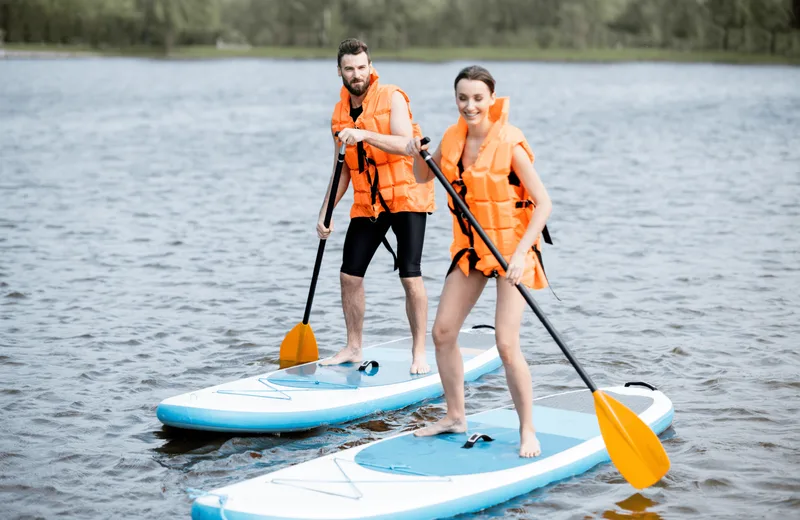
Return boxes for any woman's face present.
[455,79,495,125]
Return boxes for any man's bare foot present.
[319,346,362,366]
[410,355,430,375]
[519,427,541,458]
[413,416,467,437]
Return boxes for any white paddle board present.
[157,326,501,433]
[190,383,673,519]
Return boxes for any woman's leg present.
[414,268,486,436]
[495,279,541,457]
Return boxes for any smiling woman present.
[404,65,555,458]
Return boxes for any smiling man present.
[316,38,435,374]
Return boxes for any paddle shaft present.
[302,142,347,324]
[419,146,598,393]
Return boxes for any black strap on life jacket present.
[446,160,481,278]
[513,198,558,300]
[509,170,553,246]
[515,200,553,246]
[357,140,398,271]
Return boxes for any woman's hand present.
[505,250,527,286]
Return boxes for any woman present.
[405,65,552,458]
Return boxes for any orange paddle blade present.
[594,390,671,489]
[279,323,318,369]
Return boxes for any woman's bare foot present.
[519,427,541,458]
[413,416,467,437]
[410,355,431,375]
[319,346,362,366]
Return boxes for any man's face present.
[338,52,371,96]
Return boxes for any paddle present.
[279,138,348,369]
[417,138,670,489]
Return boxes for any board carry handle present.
[624,381,658,391]
[462,433,494,449]
[358,360,380,373]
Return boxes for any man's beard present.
[344,76,369,96]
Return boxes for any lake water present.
[1,57,799,519]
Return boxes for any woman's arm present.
[504,144,552,285]
[512,144,552,254]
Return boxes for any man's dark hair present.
[337,38,370,67]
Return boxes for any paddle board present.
[190,383,673,519]
[157,325,501,433]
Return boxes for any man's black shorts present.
[341,211,427,278]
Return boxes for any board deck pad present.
[268,332,495,389]
[354,391,654,476]
[268,348,438,389]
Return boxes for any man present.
[317,38,435,374]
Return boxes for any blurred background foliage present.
[0,0,798,56]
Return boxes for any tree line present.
[1,0,798,56]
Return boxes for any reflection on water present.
[602,493,662,520]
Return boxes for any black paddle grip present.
[302,137,346,325]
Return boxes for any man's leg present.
[320,214,390,365]
[323,271,365,364]
[392,212,429,374]
[401,276,428,373]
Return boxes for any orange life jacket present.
[331,68,435,219]
[439,97,552,289]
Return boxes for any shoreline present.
[2,44,798,66]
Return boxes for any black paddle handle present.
[322,136,347,228]
[302,140,347,325]
[418,137,598,392]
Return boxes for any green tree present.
[751,0,793,53]
[793,0,800,29]
[706,0,751,50]
[136,0,220,54]
[1,0,799,56]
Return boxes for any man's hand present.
[337,128,367,146]
[317,218,333,239]
[405,136,428,156]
